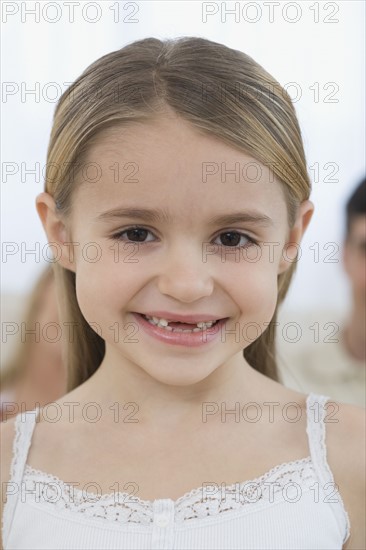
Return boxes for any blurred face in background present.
[343,214,366,306]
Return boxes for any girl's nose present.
[157,249,214,303]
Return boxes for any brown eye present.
[215,232,256,248]
[111,226,155,243]
[219,232,242,247]
[124,228,149,242]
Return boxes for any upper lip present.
[135,311,227,323]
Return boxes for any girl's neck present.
[75,349,288,430]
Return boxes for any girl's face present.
[39,113,313,386]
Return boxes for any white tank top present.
[2,392,350,549]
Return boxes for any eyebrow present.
[96,207,274,227]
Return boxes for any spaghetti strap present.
[2,406,40,547]
[305,392,351,544]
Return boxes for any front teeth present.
[143,315,216,332]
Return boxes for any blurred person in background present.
[278,177,366,407]
[0,265,67,421]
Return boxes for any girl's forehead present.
[73,177,286,237]
[74,117,288,222]
[85,116,257,165]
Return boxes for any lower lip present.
[131,313,229,347]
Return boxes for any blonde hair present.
[43,37,311,392]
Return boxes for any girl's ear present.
[278,199,315,275]
[35,192,76,273]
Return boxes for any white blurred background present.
[1,0,365,345]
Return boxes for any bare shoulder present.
[324,400,365,550]
[0,416,18,550]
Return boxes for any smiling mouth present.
[135,313,225,333]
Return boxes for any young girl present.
[1,36,364,550]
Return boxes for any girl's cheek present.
[233,269,278,318]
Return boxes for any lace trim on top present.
[21,457,315,526]
[2,394,351,540]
